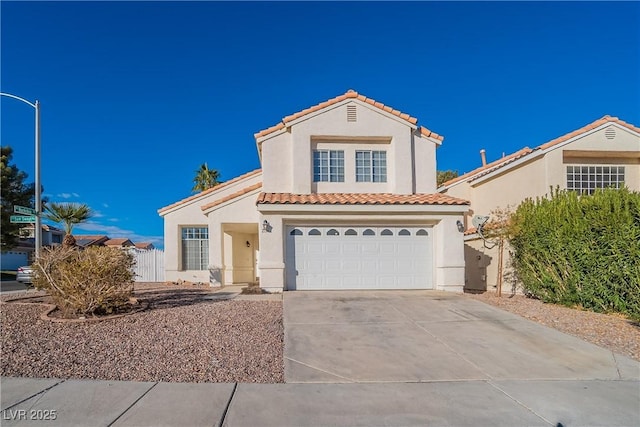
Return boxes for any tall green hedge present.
[509,187,640,319]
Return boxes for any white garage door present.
[285,226,433,290]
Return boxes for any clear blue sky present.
[2,2,639,249]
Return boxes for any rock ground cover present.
[1,284,284,383]
[468,292,640,362]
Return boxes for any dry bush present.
[33,246,135,317]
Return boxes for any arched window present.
[381,229,393,236]
[416,229,429,236]
[398,229,411,236]
[345,229,357,236]
[363,229,375,236]
[308,229,321,236]
[327,229,339,236]
[290,229,303,236]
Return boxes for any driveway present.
[284,290,639,383]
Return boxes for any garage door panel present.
[287,226,433,290]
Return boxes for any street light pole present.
[0,92,42,260]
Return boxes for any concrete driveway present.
[284,290,639,383]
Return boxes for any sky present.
[2,1,639,250]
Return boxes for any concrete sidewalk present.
[2,376,639,426]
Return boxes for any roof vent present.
[347,104,357,122]
[604,127,616,140]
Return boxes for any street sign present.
[10,215,36,223]
[14,205,36,215]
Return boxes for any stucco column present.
[257,213,285,293]
[434,215,465,292]
[208,219,223,287]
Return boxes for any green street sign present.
[10,215,36,223]
[14,205,36,215]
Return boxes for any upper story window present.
[314,150,344,182]
[356,150,387,182]
[566,165,625,195]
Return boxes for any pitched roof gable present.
[201,182,263,211]
[257,192,469,206]
[254,90,443,142]
[158,168,261,214]
[441,115,640,189]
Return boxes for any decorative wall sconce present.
[262,220,272,233]
[246,240,251,248]
[456,220,465,233]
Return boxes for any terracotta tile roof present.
[441,147,535,187]
[538,115,640,150]
[256,192,469,206]
[419,126,444,142]
[158,169,261,214]
[201,182,263,211]
[104,238,134,247]
[254,90,424,140]
[135,242,154,250]
[442,115,639,189]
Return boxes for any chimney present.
[480,149,487,166]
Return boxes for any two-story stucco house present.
[158,90,470,292]
[439,115,640,293]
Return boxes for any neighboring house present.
[20,224,65,247]
[1,225,66,269]
[104,238,135,249]
[159,90,470,292]
[74,235,110,248]
[439,115,640,293]
[135,242,155,250]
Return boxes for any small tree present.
[437,170,459,187]
[192,163,220,193]
[44,202,93,247]
[1,146,35,250]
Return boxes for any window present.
[290,229,303,236]
[356,150,387,182]
[181,227,208,270]
[567,165,625,195]
[314,150,344,182]
[381,229,393,236]
[398,229,411,236]
[52,234,62,244]
[345,229,357,236]
[309,229,321,236]
[327,229,340,236]
[416,229,429,236]
[363,229,375,236]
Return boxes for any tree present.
[192,163,221,193]
[437,170,459,187]
[1,146,35,250]
[44,202,93,247]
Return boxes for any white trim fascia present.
[159,172,263,217]
[469,151,544,187]
[417,132,443,147]
[538,122,639,155]
[257,203,468,214]
[201,188,263,215]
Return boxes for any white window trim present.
[313,150,344,182]
[356,150,387,182]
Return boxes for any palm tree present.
[44,202,93,247]
[192,163,221,193]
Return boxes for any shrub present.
[509,187,640,319]
[33,246,136,317]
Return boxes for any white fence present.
[132,249,164,282]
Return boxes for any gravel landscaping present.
[467,292,640,362]
[1,284,284,383]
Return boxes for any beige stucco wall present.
[160,173,262,283]
[259,100,439,195]
[256,205,467,293]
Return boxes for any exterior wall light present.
[456,220,465,233]
[262,220,271,233]
[246,240,251,248]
